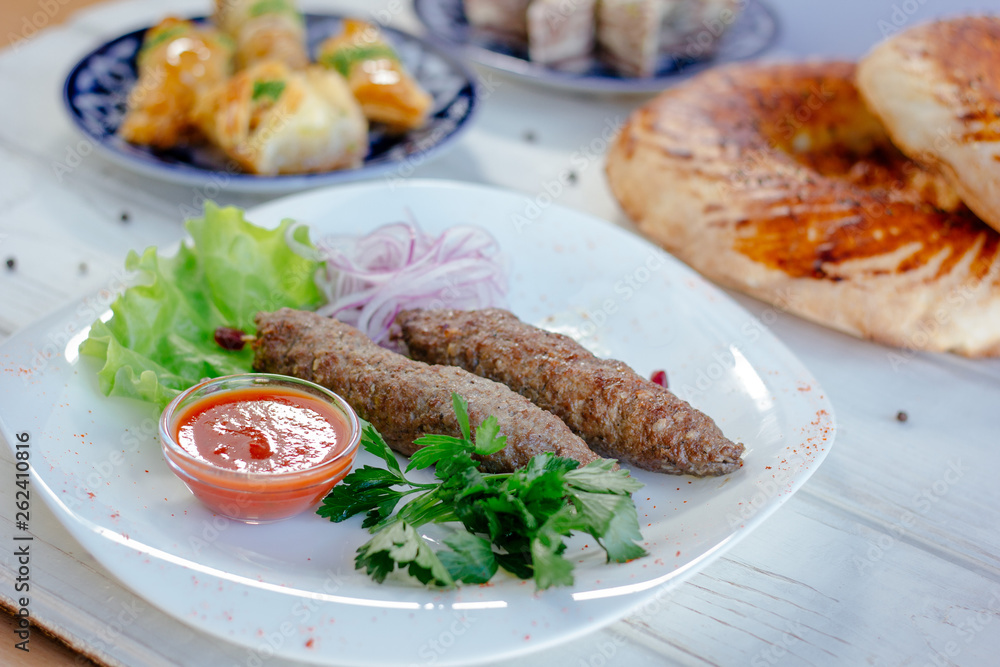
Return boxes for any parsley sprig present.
[318,394,647,590]
[252,79,286,103]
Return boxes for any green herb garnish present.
[137,24,191,67]
[215,32,236,54]
[252,79,286,102]
[319,44,399,78]
[140,24,190,52]
[248,0,302,20]
[318,395,647,590]
[80,202,321,408]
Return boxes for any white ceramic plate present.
[0,180,834,666]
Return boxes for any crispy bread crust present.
[857,16,1000,232]
[605,61,1000,357]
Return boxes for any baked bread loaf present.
[857,16,1000,233]
[605,61,1000,357]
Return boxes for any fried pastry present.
[318,20,432,133]
[118,17,234,149]
[214,0,308,70]
[193,60,368,175]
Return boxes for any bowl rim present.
[159,372,362,487]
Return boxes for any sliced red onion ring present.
[306,222,510,344]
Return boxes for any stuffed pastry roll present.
[119,17,234,148]
[318,20,432,133]
[193,60,368,174]
[659,0,739,54]
[597,0,666,77]
[214,0,308,70]
[527,0,596,67]
[463,0,531,38]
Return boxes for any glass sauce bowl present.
[159,373,361,523]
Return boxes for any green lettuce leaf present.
[80,202,321,408]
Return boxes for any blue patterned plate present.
[413,0,778,93]
[63,15,479,193]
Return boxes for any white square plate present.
[0,180,834,666]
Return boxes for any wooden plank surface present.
[2,0,106,50]
[2,4,127,664]
[1,0,1000,666]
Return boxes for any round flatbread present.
[605,61,1000,357]
[857,16,1000,232]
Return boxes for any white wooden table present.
[2,0,1000,665]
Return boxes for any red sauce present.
[162,381,359,523]
[174,386,350,474]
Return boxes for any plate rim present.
[61,14,482,194]
[0,178,836,666]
